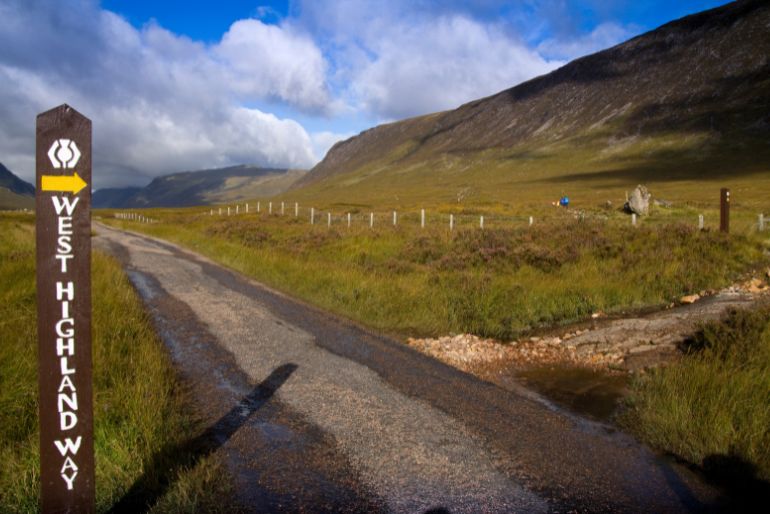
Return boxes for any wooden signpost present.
[36,104,95,513]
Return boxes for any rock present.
[624,185,651,215]
[680,294,700,304]
[745,278,767,293]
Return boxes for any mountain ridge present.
[0,162,34,209]
[293,0,770,206]
[94,165,306,208]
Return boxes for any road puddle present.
[496,365,630,423]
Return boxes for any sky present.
[0,0,731,189]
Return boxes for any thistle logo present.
[48,139,81,169]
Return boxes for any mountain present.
[94,165,306,208]
[294,0,770,208]
[0,162,34,209]
[92,187,143,209]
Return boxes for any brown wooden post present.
[720,188,730,233]
[36,104,95,513]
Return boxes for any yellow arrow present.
[41,172,88,195]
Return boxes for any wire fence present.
[113,202,768,235]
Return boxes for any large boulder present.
[625,185,651,215]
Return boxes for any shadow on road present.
[109,363,298,514]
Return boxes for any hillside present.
[0,162,34,209]
[293,0,770,209]
[94,165,306,208]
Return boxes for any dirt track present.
[94,223,729,513]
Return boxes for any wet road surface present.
[94,224,725,513]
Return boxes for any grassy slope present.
[0,188,34,210]
[0,213,229,513]
[285,129,770,215]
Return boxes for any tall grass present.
[621,304,770,483]
[104,211,766,340]
[0,213,228,512]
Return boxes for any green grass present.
[621,303,770,483]
[101,207,768,341]
[0,212,230,513]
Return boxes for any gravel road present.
[94,224,725,513]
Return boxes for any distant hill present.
[293,0,770,208]
[0,162,34,209]
[94,165,306,208]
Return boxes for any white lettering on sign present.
[51,195,81,490]
[52,197,78,272]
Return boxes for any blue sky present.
[0,0,730,188]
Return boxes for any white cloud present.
[310,130,355,162]
[537,22,638,61]
[215,19,330,112]
[348,15,561,119]
[0,1,326,188]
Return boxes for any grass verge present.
[0,212,231,513]
[103,210,766,340]
[621,303,770,488]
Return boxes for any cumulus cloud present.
[291,1,562,120]
[0,0,325,188]
[215,19,330,112]
[348,15,561,119]
[0,0,645,188]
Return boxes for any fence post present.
[210,209,213,216]
[327,212,331,227]
[421,209,425,229]
[393,211,397,226]
[370,212,374,228]
[449,214,454,231]
[632,213,637,226]
[480,215,484,229]
[347,212,351,228]
[236,205,239,215]
[245,203,249,213]
[219,208,222,215]
[257,201,261,213]
[699,214,704,230]
[227,207,231,216]
[281,202,285,215]
[269,202,273,215]
[759,213,764,232]
[720,188,730,233]
[295,202,298,217]
[529,216,533,227]
[311,207,315,225]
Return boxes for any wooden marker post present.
[720,188,730,233]
[36,104,95,513]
